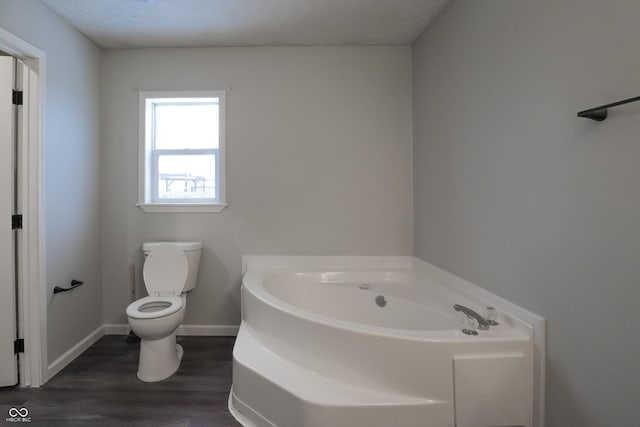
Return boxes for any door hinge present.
[14,339,24,354]
[11,214,22,230]
[12,90,23,106]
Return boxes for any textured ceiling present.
[39,0,450,49]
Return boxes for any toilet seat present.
[143,244,188,296]
[126,296,183,319]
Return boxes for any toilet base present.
[137,333,184,382]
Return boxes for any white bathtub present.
[230,257,545,427]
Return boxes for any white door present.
[0,56,18,387]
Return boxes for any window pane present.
[154,101,219,150]
[157,154,217,200]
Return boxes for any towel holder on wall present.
[577,95,640,121]
[53,279,84,294]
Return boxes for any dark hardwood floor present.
[0,336,241,426]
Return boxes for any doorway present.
[0,54,19,387]
[0,27,45,388]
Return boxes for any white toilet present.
[126,241,202,382]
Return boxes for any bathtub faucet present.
[453,304,490,330]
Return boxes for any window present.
[138,90,226,213]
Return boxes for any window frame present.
[137,90,226,213]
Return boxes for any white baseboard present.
[47,324,105,381]
[103,323,239,337]
[177,324,239,336]
[103,324,130,335]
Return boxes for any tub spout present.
[453,304,490,330]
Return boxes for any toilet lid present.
[143,243,188,296]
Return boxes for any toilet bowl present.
[126,242,202,382]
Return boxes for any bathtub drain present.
[375,295,387,307]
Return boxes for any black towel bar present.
[577,95,640,121]
[53,279,84,294]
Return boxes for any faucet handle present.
[461,316,479,335]
[485,306,499,325]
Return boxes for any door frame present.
[0,26,46,387]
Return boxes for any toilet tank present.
[142,241,203,292]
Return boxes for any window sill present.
[137,203,227,213]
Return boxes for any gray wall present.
[412,1,640,426]
[0,0,102,364]
[101,46,413,326]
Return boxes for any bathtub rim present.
[244,269,530,342]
